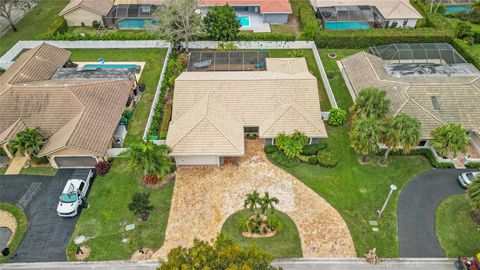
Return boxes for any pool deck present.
[76,61,145,81]
[236,11,271,33]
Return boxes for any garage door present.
[175,156,219,166]
[53,156,97,168]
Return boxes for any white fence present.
[106,148,127,157]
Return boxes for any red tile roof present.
[199,0,292,13]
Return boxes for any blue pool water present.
[444,5,471,14]
[117,19,158,29]
[325,21,371,30]
[238,16,250,27]
[83,64,140,69]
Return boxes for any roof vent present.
[431,96,440,110]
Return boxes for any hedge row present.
[452,38,480,70]
[159,103,172,140]
[236,32,296,41]
[381,148,455,169]
[47,31,161,40]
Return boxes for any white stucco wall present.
[385,18,418,28]
[175,155,220,166]
[64,8,103,27]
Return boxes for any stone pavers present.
[153,140,356,259]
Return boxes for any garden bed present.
[0,203,28,263]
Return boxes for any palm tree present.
[350,87,390,120]
[9,128,43,156]
[431,123,469,159]
[121,141,173,178]
[381,114,422,165]
[244,190,262,216]
[467,176,480,218]
[349,117,384,163]
[260,192,279,215]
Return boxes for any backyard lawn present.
[221,209,302,258]
[66,159,174,261]
[472,44,480,59]
[0,0,68,56]
[269,49,432,257]
[436,194,480,258]
[69,49,167,146]
[20,167,57,176]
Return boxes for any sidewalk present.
[4,157,28,175]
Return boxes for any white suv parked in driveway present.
[57,169,94,217]
[458,171,480,188]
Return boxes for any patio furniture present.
[193,60,212,69]
[255,62,265,68]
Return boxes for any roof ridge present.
[7,43,45,84]
[385,0,403,17]
[403,89,444,125]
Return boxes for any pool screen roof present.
[370,43,468,64]
[105,4,156,19]
[187,51,270,72]
[425,0,472,5]
[318,5,383,22]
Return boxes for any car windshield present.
[60,192,78,203]
[466,173,475,181]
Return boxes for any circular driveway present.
[397,169,474,258]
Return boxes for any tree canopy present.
[9,127,43,156]
[203,5,241,41]
[121,141,173,178]
[431,123,469,159]
[381,113,421,164]
[349,117,384,162]
[350,87,390,120]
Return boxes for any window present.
[79,182,85,192]
[264,138,274,146]
[418,140,427,147]
[310,138,321,144]
[403,19,408,27]
[244,126,259,134]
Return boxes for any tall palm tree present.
[349,117,384,163]
[467,176,480,218]
[381,114,422,164]
[260,192,279,215]
[431,123,469,159]
[121,141,173,178]
[244,190,261,215]
[350,87,390,120]
[9,128,43,156]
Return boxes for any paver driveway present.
[154,140,355,259]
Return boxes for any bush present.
[48,31,161,41]
[236,32,296,41]
[452,38,480,70]
[95,160,111,176]
[246,134,257,140]
[381,148,455,168]
[307,155,318,165]
[92,20,101,29]
[0,147,6,156]
[45,17,68,38]
[317,149,338,168]
[328,108,347,126]
[31,156,49,165]
[264,145,279,154]
[128,192,154,221]
[203,5,241,41]
[455,21,474,40]
[466,162,480,169]
[301,143,327,155]
[159,104,172,139]
[271,151,299,168]
[143,174,160,185]
[293,0,320,40]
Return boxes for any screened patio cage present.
[424,0,473,5]
[317,5,386,27]
[370,43,469,64]
[187,51,270,72]
[103,4,160,29]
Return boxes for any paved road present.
[397,169,473,258]
[0,170,77,263]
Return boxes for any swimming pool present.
[444,5,471,14]
[83,64,140,70]
[117,19,158,29]
[325,21,371,30]
[237,16,250,27]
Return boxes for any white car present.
[57,169,94,217]
[457,171,480,188]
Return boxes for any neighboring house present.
[60,0,163,29]
[166,57,327,166]
[198,0,292,32]
[0,43,136,169]
[424,0,473,14]
[310,0,422,30]
[339,43,480,153]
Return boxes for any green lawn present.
[0,0,68,57]
[66,159,174,261]
[69,49,167,146]
[20,167,57,176]
[444,17,480,32]
[436,194,480,258]
[0,203,28,263]
[269,49,432,257]
[472,44,480,59]
[269,50,331,110]
[221,209,302,258]
[0,168,5,175]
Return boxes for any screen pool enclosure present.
[317,5,385,30]
[104,4,159,29]
[187,51,269,72]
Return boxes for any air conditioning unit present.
[113,125,127,148]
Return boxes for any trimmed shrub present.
[466,162,480,169]
[143,175,160,185]
[48,31,161,41]
[95,160,111,176]
[236,32,296,41]
[301,143,327,155]
[307,155,318,165]
[31,156,49,165]
[246,134,258,140]
[328,108,347,126]
[92,20,101,29]
[317,149,338,168]
[452,38,480,70]
[271,151,300,168]
[291,0,321,40]
[264,145,279,154]
[45,17,68,38]
[380,148,455,168]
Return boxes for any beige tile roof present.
[341,51,480,139]
[0,44,133,157]
[114,0,164,4]
[0,119,26,144]
[167,58,327,157]
[60,0,114,16]
[312,0,422,19]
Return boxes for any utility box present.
[113,125,127,148]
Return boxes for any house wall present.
[46,147,102,168]
[263,13,289,24]
[175,155,220,166]
[63,8,104,27]
[385,18,417,28]
[470,132,480,154]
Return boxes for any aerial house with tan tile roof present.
[0,43,137,169]
[166,57,327,166]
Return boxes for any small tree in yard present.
[275,131,309,159]
[431,123,469,159]
[153,0,202,51]
[349,117,384,163]
[0,0,36,32]
[243,190,262,217]
[467,176,480,220]
[9,127,43,156]
[381,113,421,165]
[128,192,154,221]
[260,192,279,215]
[203,5,240,41]
[350,87,390,120]
[121,141,173,181]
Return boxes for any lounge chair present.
[193,60,212,69]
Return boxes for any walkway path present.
[153,140,355,259]
[4,157,28,175]
[397,169,472,257]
